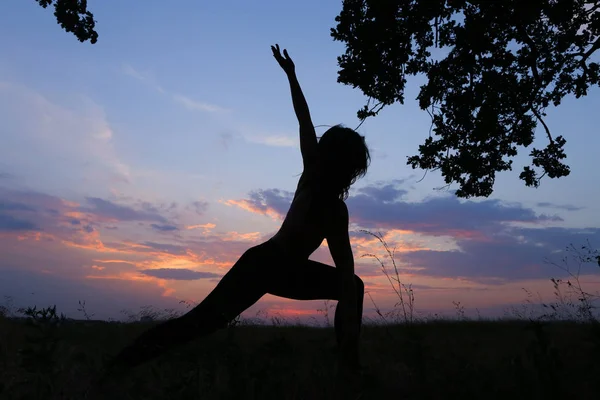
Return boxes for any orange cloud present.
[186,223,216,231]
[93,259,137,265]
[350,230,434,269]
[17,232,57,242]
[61,235,116,253]
[60,199,80,208]
[85,270,175,297]
[221,199,283,220]
[219,231,262,242]
[63,211,88,220]
[444,229,494,242]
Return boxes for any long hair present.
[316,124,370,200]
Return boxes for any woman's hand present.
[271,43,295,75]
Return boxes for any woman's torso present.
[270,171,337,259]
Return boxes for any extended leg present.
[103,244,271,372]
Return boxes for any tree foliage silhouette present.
[35,0,98,44]
[331,0,600,198]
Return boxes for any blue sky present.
[0,0,599,321]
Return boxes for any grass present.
[1,316,600,399]
[0,235,599,399]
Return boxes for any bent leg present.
[266,259,364,346]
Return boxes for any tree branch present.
[581,37,600,63]
[516,24,543,87]
[530,105,554,144]
[516,24,555,144]
[355,100,385,130]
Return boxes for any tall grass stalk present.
[359,230,415,324]
[541,241,600,322]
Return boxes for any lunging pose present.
[97,44,370,388]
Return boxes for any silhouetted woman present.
[97,44,370,391]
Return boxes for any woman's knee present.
[354,275,364,296]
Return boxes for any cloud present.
[186,223,216,232]
[0,200,36,212]
[346,182,562,237]
[122,64,227,114]
[223,189,294,220]
[82,224,94,233]
[187,200,209,216]
[0,188,187,252]
[0,81,131,186]
[0,188,69,212]
[0,268,186,321]
[141,241,188,255]
[122,64,153,83]
[224,182,560,239]
[537,202,584,211]
[187,223,215,230]
[139,268,220,280]
[0,186,308,319]
[135,200,177,215]
[400,227,600,283]
[356,183,408,203]
[151,224,179,232]
[0,213,37,231]
[84,197,168,223]
[172,94,228,113]
[2,175,597,321]
[0,189,79,234]
[220,181,600,285]
[246,134,296,148]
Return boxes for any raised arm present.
[271,44,318,170]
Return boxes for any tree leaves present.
[35,0,98,44]
[332,0,600,198]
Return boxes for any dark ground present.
[1,316,599,400]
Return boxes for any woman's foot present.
[335,362,363,399]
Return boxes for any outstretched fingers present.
[271,44,291,61]
[271,48,282,63]
[271,43,295,74]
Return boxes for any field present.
[1,312,600,400]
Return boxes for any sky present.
[1,0,599,322]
